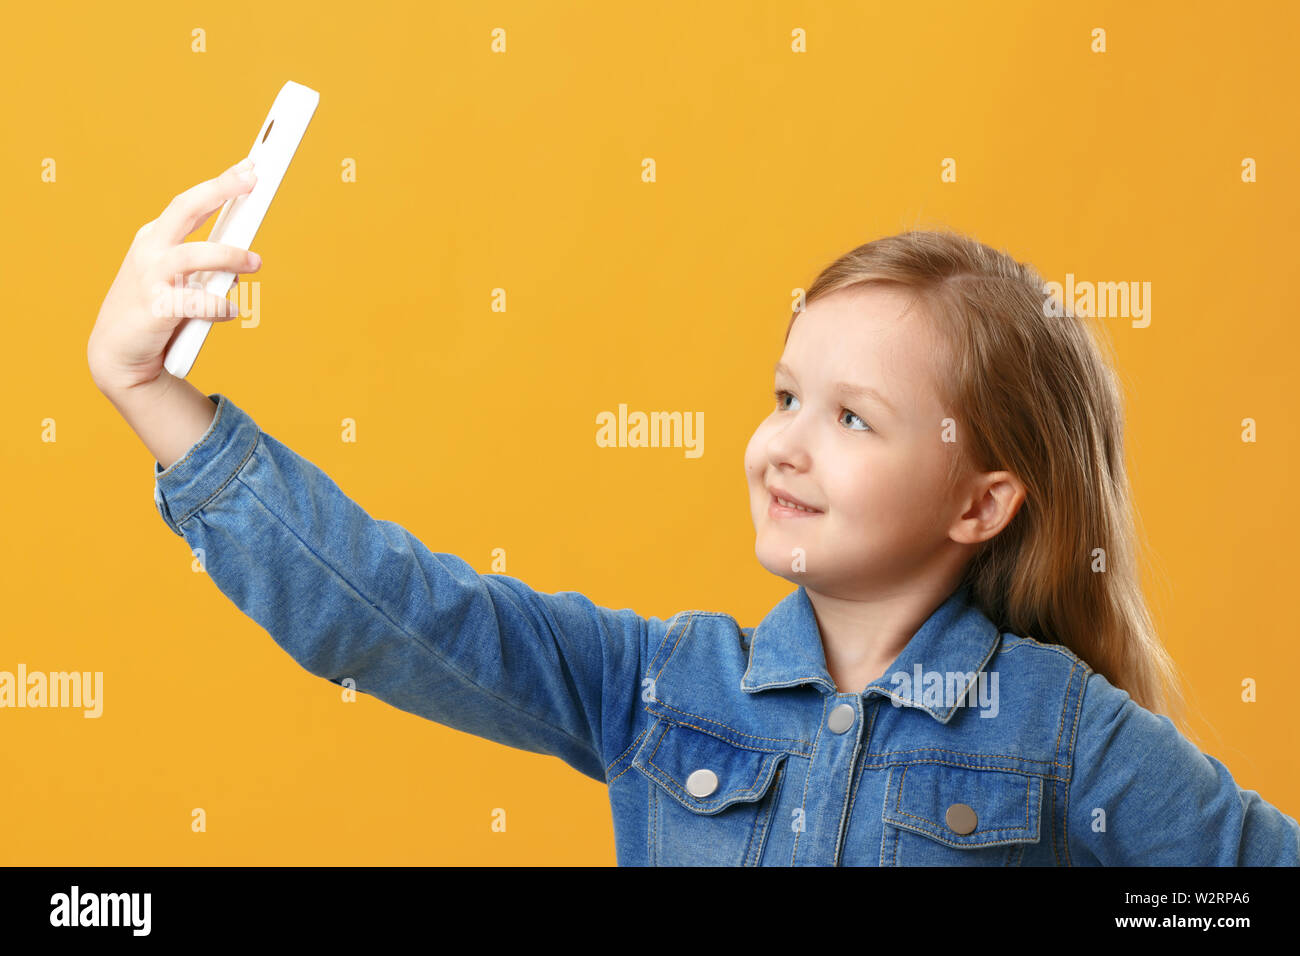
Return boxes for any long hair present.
[788,228,1190,737]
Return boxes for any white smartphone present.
[163,80,320,378]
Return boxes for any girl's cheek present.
[743,436,767,475]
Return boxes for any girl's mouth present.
[769,493,823,517]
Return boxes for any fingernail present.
[236,158,253,171]
[239,169,257,182]
[247,251,261,268]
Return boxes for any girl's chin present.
[754,546,815,575]
[759,565,823,590]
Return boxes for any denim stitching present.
[998,638,1089,670]
[861,747,1068,772]
[890,764,1039,845]
[643,717,667,865]
[745,763,785,866]
[887,770,901,865]
[175,425,259,528]
[843,703,878,844]
[647,612,690,676]
[896,832,1037,850]
[606,724,651,783]
[878,770,894,866]
[649,611,695,683]
[791,695,826,863]
[1052,660,1085,864]
[739,618,765,689]
[646,612,812,748]
[1049,662,1078,865]
[747,677,835,693]
[642,723,782,806]
[1053,661,1080,769]
[1062,661,1089,866]
[1044,765,1058,866]
[648,766,657,865]
[863,764,1055,785]
[643,702,810,749]
[888,766,1037,836]
[936,634,1004,722]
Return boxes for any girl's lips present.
[769,492,823,518]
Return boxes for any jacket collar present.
[740,581,1001,722]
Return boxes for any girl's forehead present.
[795,288,929,345]
[784,308,915,375]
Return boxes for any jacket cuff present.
[153,393,261,537]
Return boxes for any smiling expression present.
[744,283,966,593]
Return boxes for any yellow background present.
[2,0,1297,864]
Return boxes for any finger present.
[154,159,258,246]
[151,242,261,286]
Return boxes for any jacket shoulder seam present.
[997,636,1090,668]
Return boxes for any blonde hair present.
[788,228,1190,738]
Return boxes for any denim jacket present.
[153,393,1300,866]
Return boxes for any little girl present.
[89,158,1300,866]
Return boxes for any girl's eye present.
[772,389,872,432]
[840,408,871,432]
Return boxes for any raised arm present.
[88,160,660,784]
[147,393,656,782]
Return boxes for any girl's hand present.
[87,158,262,395]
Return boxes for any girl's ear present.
[951,471,1026,545]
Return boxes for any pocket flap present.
[883,762,1043,847]
[633,719,787,814]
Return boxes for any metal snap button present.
[945,803,978,835]
[828,702,856,734]
[686,768,718,798]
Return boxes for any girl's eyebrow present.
[774,361,899,417]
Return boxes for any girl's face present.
[743,284,967,595]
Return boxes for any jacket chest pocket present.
[633,718,790,866]
[881,762,1045,866]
